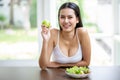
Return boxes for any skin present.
[39,8,91,70]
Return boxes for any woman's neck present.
[60,30,76,41]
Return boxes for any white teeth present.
[64,25,70,27]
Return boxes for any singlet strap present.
[57,31,60,45]
[76,30,80,45]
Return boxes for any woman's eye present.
[68,17,73,19]
[60,16,73,19]
[60,16,65,19]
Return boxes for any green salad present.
[66,66,90,74]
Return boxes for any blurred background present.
[0,0,120,67]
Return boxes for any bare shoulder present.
[50,28,59,35]
[77,27,89,37]
[50,28,59,40]
[77,27,90,44]
[50,28,59,46]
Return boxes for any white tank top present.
[52,31,82,64]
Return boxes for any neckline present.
[56,44,80,58]
[55,30,80,58]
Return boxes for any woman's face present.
[59,8,79,32]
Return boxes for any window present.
[1,0,119,66]
[113,0,120,65]
[0,0,38,60]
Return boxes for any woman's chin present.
[62,28,71,32]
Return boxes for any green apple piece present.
[42,20,51,28]
[66,66,90,74]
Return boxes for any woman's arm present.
[78,28,91,66]
[47,60,90,68]
[59,60,90,67]
[39,28,55,70]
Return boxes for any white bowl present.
[65,71,90,78]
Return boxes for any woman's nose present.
[64,18,69,23]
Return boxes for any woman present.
[39,2,91,70]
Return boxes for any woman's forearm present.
[60,60,90,67]
[46,60,90,68]
[39,41,49,69]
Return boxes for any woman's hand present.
[41,25,51,42]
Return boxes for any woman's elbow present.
[38,60,48,70]
[86,62,90,66]
[40,65,47,70]
[86,60,91,66]
[82,59,90,66]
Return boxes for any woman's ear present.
[77,20,79,23]
[76,17,79,23]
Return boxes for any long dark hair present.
[58,2,83,30]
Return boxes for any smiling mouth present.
[63,25,70,29]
